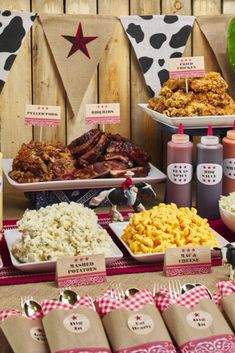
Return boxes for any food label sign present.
[25,104,61,126]
[85,103,120,125]
[169,56,205,79]
[56,254,106,288]
[164,246,211,277]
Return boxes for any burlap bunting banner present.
[197,15,235,98]
[40,14,116,116]
[0,10,36,93]
[120,15,195,97]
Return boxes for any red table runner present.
[0,214,231,286]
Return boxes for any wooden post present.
[99,0,130,138]
[130,0,161,168]
[0,0,32,158]
[32,0,65,143]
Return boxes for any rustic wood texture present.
[0,0,232,164]
[130,0,161,167]
[0,0,32,157]
[66,0,98,145]
[98,0,130,138]
[193,0,221,72]
[161,0,192,172]
[32,0,66,143]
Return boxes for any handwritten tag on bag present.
[56,254,106,287]
[164,246,211,277]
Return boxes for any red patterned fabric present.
[180,334,235,353]
[155,286,212,312]
[0,308,43,321]
[217,281,235,296]
[115,341,177,353]
[56,349,111,353]
[96,289,154,317]
[41,294,94,315]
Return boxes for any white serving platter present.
[3,159,166,192]
[109,221,229,263]
[139,103,235,129]
[4,228,123,273]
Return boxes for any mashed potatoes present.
[219,193,235,213]
[12,202,112,262]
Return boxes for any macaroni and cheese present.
[122,203,218,254]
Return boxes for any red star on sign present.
[135,315,141,320]
[72,315,77,320]
[194,313,199,317]
[62,23,98,59]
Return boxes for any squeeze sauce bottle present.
[196,125,223,220]
[223,121,235,195]
[166,123,193,207]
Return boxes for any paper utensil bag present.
[162,298,235,352]
[102,303,176,353]
[42,306,111,353]
[0,327,14,353]
[1,316,50,353]
[221,294,235,331]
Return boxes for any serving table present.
[0,179,233,353]
[0,179,230,304]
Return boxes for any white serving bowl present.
[219,203,235,233]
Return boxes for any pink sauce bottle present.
[196,125,223,219]
[223,121,235,195]
[166,123,193,207]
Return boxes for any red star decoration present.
[135,315,141,320]
[72,315,77,320]
[194,313,199,317]
[62,23,98,59]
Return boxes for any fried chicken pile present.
[9,141,76,183]
[148,72,235,117]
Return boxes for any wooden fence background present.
[1,0,235,171]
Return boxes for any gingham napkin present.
[96,289,154,317]
[41,294,94,315]
[0,309,43,321]
[217,281,235,296]
[155,286,212,312]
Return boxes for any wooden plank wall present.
[0,0,231,171]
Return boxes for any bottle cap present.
[201,125,219,145]
[172,123,190,143]
[227,121,235,140]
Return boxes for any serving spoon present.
[124,287,140,299]
[181,283,213,299]
[59,289,80,305]
[21,297,42,317]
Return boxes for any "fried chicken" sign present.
[169,56,205,79]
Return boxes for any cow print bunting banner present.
[120,15,195,97]
[0,10,36,93]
